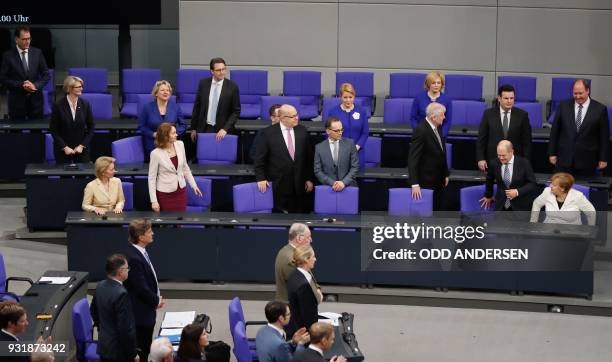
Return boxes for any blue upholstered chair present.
[365,136,381,168]
[515,101,543,129]
[445,74,483,101]
[111,136,145,165]
[80,93,113,119]
[321,97,342,122]
[383,98,413,124]
[68,68,108,93]
[231,70,268,119]
[260,96,300,121]
[44,133,55,164]
[388,188,433,216]
[233,182,273,213]
[0,252,33,302]
[283,71,321,119]
[314,186,359,215]
[389,73,426,99]
[121,182,134,211]
[451,100,486,127]
[187,177,212,212]
[335,72,375,115]
[175,68,210,117]
[460,184,496,213]
[72,298,100,362]
[120,68,161,117]
[196,133,238,165]
[548,77,591,123]
[498,75,537,102]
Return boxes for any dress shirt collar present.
[504,155,515,167]
[280,123,294,133]
[212,78,224,87]
[575,97,590,111]
[16,45,27,54]
[267,323,286,339]
[500,106,511,116]
[297,267,312,283]
[328,138,339,145]
[110,277,123,285]
[309,345,324,356]
[1,329,18,340]
[133,243,147,256]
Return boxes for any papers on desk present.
[161,311,196,329]
[160,328,183,336]
[318,312,342,326]
[38,276,71,285]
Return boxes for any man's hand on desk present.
[479,196,493,210]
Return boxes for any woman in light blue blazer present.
[138,80,187,154]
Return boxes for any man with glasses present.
[314,116,359,192]
[91,254,140,362]
[255,104,314,213]
[0,26,49,120]
[190,57,241,143]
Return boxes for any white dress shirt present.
[308,345,324,356]
[574,97,590,122]
[297,267,312,283]
[280,123,296,154]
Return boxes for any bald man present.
[480,140,536,212]
[254,104,314,213]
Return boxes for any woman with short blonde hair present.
[82,156,125,215]
[410,70,453,136]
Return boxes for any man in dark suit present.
[0,301,29,362]
[314,116,360,191]
[250,103,281,162]
[548,79,609,177]
[477,84,532,171]
[275,223,314,302]
[409,102,449,210]
[91,254,139,362]
[0,26,49,119]
[293,322,346,362]
[255,104,314,213]
[190,57,241,142]
[255,301,309,362]
[480,140,537,212]
[123,219,164,362]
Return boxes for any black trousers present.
[136,324,155,361]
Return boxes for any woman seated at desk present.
[176,323,209,362]
[82,156,124,215]
[148,122,202,212]
[138,80,187,155]
[49,75,95,163]
[530,172,596,225]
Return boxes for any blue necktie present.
[143,250,160,296]
[208,83,220,126]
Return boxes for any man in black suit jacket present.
[293,322,346,362]
[91,254,139,362]
[480,140,537,212]
[190,57,241,143]
[123,219,164,362]
[0,301,30,362]
[409,102,449,210]
[477,84,532,171]
[0,26,49,119]
[548,79,609,177]
[255,104,314,213]
[249,103,281,162]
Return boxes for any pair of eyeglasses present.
[329,128,344,133]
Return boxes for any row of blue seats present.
[41,68,600,127]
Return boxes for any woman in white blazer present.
[148,122,202,212]
[530,172,595,225]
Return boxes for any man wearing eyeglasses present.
[0,26,49,120]
[255,104,314,213]
[91,254,140,362]
[314,117,359,192]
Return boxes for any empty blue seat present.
[388,188,433,216]
[80,93,113,119]
[498,76,537,102]
[120,68,161,117]
[314,186,359,215]
[68,68,108,93]
[451,100,486,127]
[283,71,321,119]
[112,136,145,164]
[515,102,543,129]
[260,96,300,121]
[389,73,426,99]
[187,177,213,212]
[364,136,381,168]
[336,72,375,115]
[196,133,238,165]
[460,184,496,213]
[321,97,343,121]
[383,98,413,124]
[176,68,210,117]
[233,182,274,213]
[445,74,483,101]
[231,70,268,119]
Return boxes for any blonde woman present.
[286,245,322,336]
[82,156,124,215]
[410,70,453,136]
[530,172,595,225]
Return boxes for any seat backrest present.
[68,67,108,93]
[260,96,300,121]
[188,177,213,210]
[112,136,145,164]
[196,133,238,164]
[233,182,273,213]
[365,136,381,167]
[515,101,543,129]
[497,76,537,102]
[175,69,210,97]
[43,68,55,92]
[80,93,113,119]
[451,100,486,127]
[460,184,496,212]
[389,73,426,98]
[445,143,452,170]
[283,71,321,97]
[121,68,161,95]
[72,298,94,359]
[383,98,413,124]
[231,70,268,96]
[122,182,134,211]
[335,72,374,97]
[232,321,252,362]
[445,74,483,101]
[314,186,359,215]
[0,253,6,292]
[228,297,246,339]
[44,133,55,163]
[322,97,343,121]
[388,188,433,216]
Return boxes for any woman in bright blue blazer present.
[410,71,452,137]
[138,80,187,154]
[327,82,369,168]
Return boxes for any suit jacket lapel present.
[13,48,27,78]
[492,109,505,138]
[274,125,292,162]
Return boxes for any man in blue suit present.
[256,301,310,362]
[314,116,360,191]
[0,26,49,119]
[91,254,139,362]
[123,219,164,362]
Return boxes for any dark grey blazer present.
[314,137,359,187]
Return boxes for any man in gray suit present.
[314,117,360,192]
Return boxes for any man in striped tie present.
[480,140,537,212]
[124,218,165,361]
